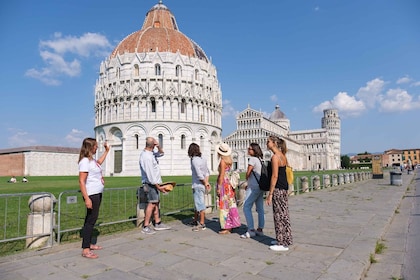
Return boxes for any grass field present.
[0,169,371,256]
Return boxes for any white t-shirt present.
[248,157,262,189]
[79,158,104,196]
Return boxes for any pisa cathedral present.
[224,105,341,172]
[93,1,341,177]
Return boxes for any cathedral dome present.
[269,104,287,120]
[110,1,208,62]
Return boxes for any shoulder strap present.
[251,158,263,184]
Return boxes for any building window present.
[134,64,139,76]
[181,135,186,149]
[151,98,156,113]
[155,64,161,76]
[176,65,181,77]
[135,134,139,149]
[195,69,199,80]
[181,99,186,113]
[158,134,163,147]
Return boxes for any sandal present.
[82,251,98,259]
[218,229,231,234]
[90,244,103,250]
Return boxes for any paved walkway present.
[0,171,415,280]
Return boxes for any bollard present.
[236,181,247,207]
[313,175,320,190]
[349,173,354,183]
[136,187,147,227]
[332,174,338,186]
[301,176,309,193]
[344,173,350,184]
[338,173,344,185]
[26,194,56,249]
[323,174,331,188]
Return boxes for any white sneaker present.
[269,245,289,251]
[154,222,171,231]
[141,226,156,235]
[240,230,256,239]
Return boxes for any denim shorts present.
[143,183,159,203]
[192,184,206,212]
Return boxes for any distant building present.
[382,149,403,167]
[223,105,341,171]
[402,149,419,166]
[382,149,420,168]
[0,146,79,176]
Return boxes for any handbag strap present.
[251,158,263,184]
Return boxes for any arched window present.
[181,99,186,113]
[195,69,199,80]
[135,134,139,149]
[155,64,161,76]
[134,64,139,76]
[158,134,163,147]
[151,98,156,113]
[181,135,186,149]
[175,65,181,77]
[200,136,204,149]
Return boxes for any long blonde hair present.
[219,154,233,167]
[78,138,97,163]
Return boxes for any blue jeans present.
[243,186,265,230]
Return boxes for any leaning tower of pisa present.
[94,1,223,176]
[322,108,341,169]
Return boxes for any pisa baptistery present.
[94,1,223,176]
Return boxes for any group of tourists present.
[77,135,293,259]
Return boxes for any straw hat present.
[216,143,232,156]
[161,181,176,192]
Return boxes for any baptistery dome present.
[111,2,208,62]
[94,1,223,177]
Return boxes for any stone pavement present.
[0,171,415,280]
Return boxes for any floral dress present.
[218,166,241,229]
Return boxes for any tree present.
[341,155,350,169]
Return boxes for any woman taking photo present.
[78,138,110,259]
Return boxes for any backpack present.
[228,170,240,189]
[252,160,271,191]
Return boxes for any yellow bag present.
[285,156,294,187]
[286,166,293,185]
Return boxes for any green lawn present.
[0,169,372,256]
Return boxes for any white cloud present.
[270,94,278,103]
[314,6,320,12]
[379,88,420,112]
[411,81,420,87]
[396,76,411,84]
[26,32,112,85]
[65,129,86,145]
[313,92,365,117]
[222,99,237,118]
[8,129,37,147]
[356,78,385,108]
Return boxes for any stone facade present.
[223,106,341,171]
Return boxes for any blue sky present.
[1,0,419,155]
